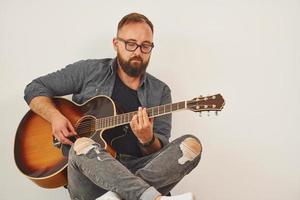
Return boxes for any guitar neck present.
[95,101,186,130]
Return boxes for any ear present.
[112,38,118,51]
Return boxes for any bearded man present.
[24,13,202,200]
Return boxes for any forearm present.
[29,96,61,123]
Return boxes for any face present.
[113,22,153,77]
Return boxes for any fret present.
[158,106,162,114]
[127,113,130,123]
[154,107,158,115]
[122,114,125,124]
[129,112,134,122]
[171,103,177,111]
[179,101,185,109]
[165,104,171,113]
[147,108,153,117]
[130,113,133,123]
[124,114,127,123]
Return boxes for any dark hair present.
[117,13,154,34]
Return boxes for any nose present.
[133,45,143,56]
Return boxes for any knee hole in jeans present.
[178,137,202,165]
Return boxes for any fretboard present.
[95,101,186,130]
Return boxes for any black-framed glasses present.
[117,37,154,54]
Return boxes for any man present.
[24,13,202,200]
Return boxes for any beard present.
[117,52,150,77]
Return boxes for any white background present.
[1,0,299,199]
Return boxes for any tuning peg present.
[215,111,218,116]
[207,111,210,116]
[199,112,202,117]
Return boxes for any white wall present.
[1,0,299,199]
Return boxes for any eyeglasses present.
[117,37,154,54]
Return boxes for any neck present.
[117,66,141,90]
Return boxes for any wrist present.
[138,134,155,147]
[49,109,63,123]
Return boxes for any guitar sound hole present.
[76,116,96,138]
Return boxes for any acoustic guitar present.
[14,94,225,189]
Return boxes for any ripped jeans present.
[67,134,201,200]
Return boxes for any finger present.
[130,115,138,130]
[62,127,71,138]
[58,131,73,145]
[61,128,74,145]
[138,107,143,128]
[67,121,77,135]
[142,108,150,126]
[62,138,73,145]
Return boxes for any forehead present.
[118,22,153,42]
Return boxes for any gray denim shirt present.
[24,58,172,146]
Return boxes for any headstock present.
[187,94,225,115]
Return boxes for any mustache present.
[129,56,143,62]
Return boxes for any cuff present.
[139,186,161,200]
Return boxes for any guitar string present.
[55,104,217,137]
[73,101,187,130]
[73,104,210,135]
[69,96,218,132]
[72,103,175,129]
[69,98,217,132]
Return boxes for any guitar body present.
[14,95,117,188]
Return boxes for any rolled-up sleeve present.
[153,85,172,146]
[24,60,86,105]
